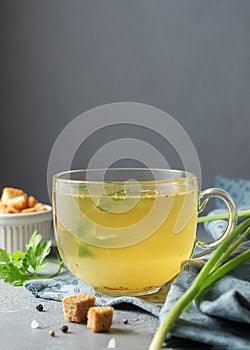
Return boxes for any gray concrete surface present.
[0,265,159,350]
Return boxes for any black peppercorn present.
[60,325,68,333]
[36,304,43,312]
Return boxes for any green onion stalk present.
[197,209,250,223]
[148,214,250,350]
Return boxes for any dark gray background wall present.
[1,0,250,204]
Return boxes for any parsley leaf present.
[0,249,10,263]
[0,231,63,286]
[0,263,29,286]
[26,231,51,273]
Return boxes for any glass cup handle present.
[193,188,238,259]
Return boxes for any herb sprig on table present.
[0,231,63,286]
[148,217,250,350]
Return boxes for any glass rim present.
[53,168,197,186]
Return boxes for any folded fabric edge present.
[23,279,160,317]
[169,319,250,349]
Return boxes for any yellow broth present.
[53,184,198,295]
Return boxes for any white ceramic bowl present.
[0,204,52,253]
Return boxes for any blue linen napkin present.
[159,241,250,349]
[24,272,169,317]
[204,175,250,240]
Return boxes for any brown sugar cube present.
[87,306,114,333]
[62,294,96,323]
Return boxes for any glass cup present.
[52,168,237,296]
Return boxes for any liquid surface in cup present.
[53,182,198,295]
